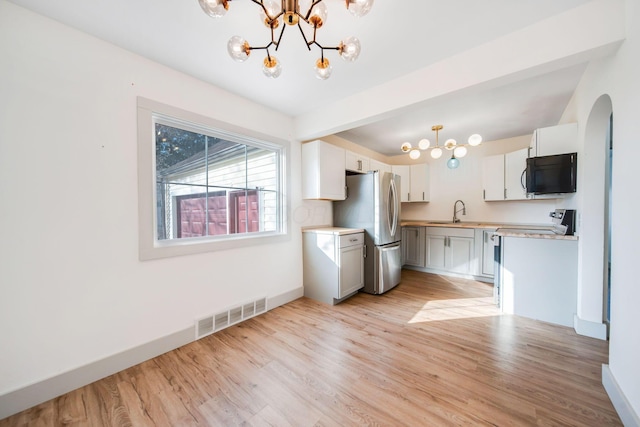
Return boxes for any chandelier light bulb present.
[431,147,443,159]
[262,56,282,78]
[468,133,483,146]
[339,37,361,62]
[227,36,251,62]
[400,142,412,153]
[409,149,421,160]
[308,1,328,28]
[345,0,375,17]
[314,58,332,80]
[418,139,430,150]
[260,0,281,28]
[454,146,468,158]
[198,0,229,18]
[447,156,460,169]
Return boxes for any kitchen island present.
[494,231,578,327]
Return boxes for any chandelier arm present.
[274,24,287,51]
[303,0,325,21]
[312,40,340,51]
[297,23,312,51]
[247,43,276,52]
[252,0,284,24]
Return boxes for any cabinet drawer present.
[425,227,475,238]
[339,233,364,248]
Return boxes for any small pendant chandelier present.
[400,125,482,169]
[197,0,374,79]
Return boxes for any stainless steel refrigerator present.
[333,171,402,294]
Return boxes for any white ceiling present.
[9,0,619,156]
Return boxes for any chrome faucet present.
[453,200,466,223]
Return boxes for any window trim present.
[137,97,290,261]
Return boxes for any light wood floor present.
[2,270,621,426]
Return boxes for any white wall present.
[563,0,640,421]
[0,0,316,409]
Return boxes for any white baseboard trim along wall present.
[603,364,640,427]
[573,314,608,340]
[0,287,304,420]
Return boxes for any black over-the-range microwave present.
[525,152,577,195]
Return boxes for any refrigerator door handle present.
[388,176,398,237]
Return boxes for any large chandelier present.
[401,125,483,169]
[197,0,374,79]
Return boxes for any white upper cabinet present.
[391,164,429,202]
[482,154,505,201]
[345,150,370,173]
[504,148,529,200]
[409,163,430,202]
[530,123,578,157]
[391,165,410,202]
[482,148,530,201]
[368,158,392,174]
[302,140,346,200]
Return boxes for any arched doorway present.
[575,94,612,340]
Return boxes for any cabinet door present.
[534,123,578,157]
[345,150,369,173]
[409,164,429,202]
[391,165,410,202]
[339,244,364,298]
[302,140,346,200]
[482,154,505,201]
[402,227,425,267]
[481,230,496,276]
[425,235,446,269]
[448,237,474,274]
[369,159,392,174]
[504,148,529,200]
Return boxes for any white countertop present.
[302,226,365,235]
[401,220,578,240]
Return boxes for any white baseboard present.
[602,364,640,427]
[573,314,608,340]
[269,286,304,309]
[0,287,303,421]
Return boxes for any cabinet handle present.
[483,189,486,200]
[504,188,507,199]
[357,160,362,171]
[408,193,411,202]
[422,191,425,200]
[363,245,367,258]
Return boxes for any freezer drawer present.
[370,242,402,294]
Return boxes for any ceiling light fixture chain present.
[197,0,374,80]
[400,125,482,169]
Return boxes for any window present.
[137,98,289,260]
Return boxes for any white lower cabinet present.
[476,228,497,278]
[425,227,475,275]
[402,226,426,267]
[303,229,364,305]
